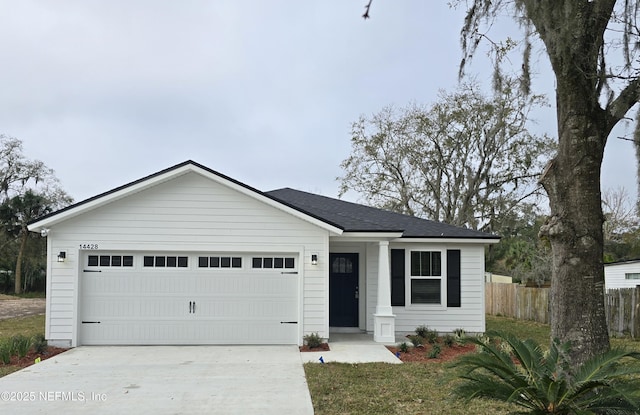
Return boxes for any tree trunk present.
[14,229,28,294]
[539,90,610,366]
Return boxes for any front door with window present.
[329,253,359,327]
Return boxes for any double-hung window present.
[391,248,461,307]
[410,251,442,304]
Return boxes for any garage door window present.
[252,257,295,269]
[198,256,242,268]
[88,255,133,267]
[143,256,188,268]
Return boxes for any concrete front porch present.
[300,332,401,364]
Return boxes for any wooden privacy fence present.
[605,288,640,338]
[486,283,640,339]
[485,283,550,324]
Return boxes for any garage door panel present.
[81,320,297,345]
[80,252,300,345]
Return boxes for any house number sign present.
[79,244,99,250]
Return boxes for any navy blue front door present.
[329,253,359,327]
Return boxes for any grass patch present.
[304,362,515,415]
[305,315,640,414]
[0,315,45,340]
[0,292,45,299]
[486,315,640,352]
[485,315,549,345]
[12,292,46,299]
[0,315,46,378]
[0,365,22,377]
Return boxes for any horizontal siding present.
[605,263,640,290]
[367,243,486,334]
[46,172,330,345]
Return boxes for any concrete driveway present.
[0,346,314,415]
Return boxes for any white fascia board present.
[391,237,500,245]
[332,232,404,242]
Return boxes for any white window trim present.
[404,246,447,310]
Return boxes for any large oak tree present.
[459,1,640,365]
[363,0,640,366]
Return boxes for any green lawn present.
[0,315,45,377]
[0,314,45,339]
[304,315,640,415]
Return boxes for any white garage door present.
[79,252,300,345]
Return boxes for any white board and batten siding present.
[46,172,329,347]
[366,243,486,334]
[604,261,640,290]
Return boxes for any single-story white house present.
[28,161,499,347]
[604,259,640,290]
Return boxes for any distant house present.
[604,259,640,290]
[28,161,499,348]
[484,273,513,284]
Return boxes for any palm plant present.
[452,331,640,414]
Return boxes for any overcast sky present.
[0,1,636,206]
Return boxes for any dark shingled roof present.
[266,188,499,240]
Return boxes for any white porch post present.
[374,240,395,343]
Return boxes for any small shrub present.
[415,325,429,338]
[303,332,323,349]
[443,334,455,347]
[12,335,31,359]
[408,335,424,348]
[453,328,466,337]
[32,333,47,354]
[453,328,467,345]
[423,328,439,344]
[474,334,491,352]
[428,344,441,359]
[0,341,11,364]
[398,342,409,353]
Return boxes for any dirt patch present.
[386,343,476,363]
[0,298,45,320]
[4,346,68,370]
[300,343,330,352]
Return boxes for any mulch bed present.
[4,347,69,369]
[386,343,476,363]
[299,343,330,352]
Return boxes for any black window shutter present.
[447,249,461,307]
[391,249,405,306]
